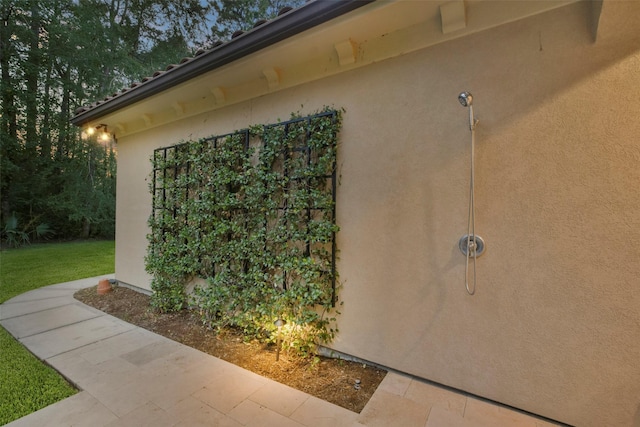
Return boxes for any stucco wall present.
[115,2,640,425]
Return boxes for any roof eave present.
[70,0,375,127]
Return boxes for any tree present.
[0,0,213,242]
[209,0,304,41]
[1,0,304,244]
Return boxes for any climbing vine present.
[146,108,342,355]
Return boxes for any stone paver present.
[3,391,118,427]
[1,277,566,427]
[0,303,101,338]
[0,295,77,319]
[19,315,136,359]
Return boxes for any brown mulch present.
[74,285,386,413]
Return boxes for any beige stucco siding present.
[115,2,640,425]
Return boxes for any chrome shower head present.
[458,91,473,107]
[458,91,477,131]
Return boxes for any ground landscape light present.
[274,318,286,361]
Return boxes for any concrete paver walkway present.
[1,277,562,427]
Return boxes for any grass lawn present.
[0,240,115,424]
[0,326,78,425]
[0,240,115,304]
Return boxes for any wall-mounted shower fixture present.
[458,91,472,107]
[459,234,485,258]
[458,91,484,295]
[458,91,478,130]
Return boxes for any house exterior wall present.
[115,3,640,426]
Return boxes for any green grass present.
[0,326,78,425]
[0,240,115,304]
[0,240,115,424]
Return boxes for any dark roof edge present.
[71,0,375,127]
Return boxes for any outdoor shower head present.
[458,91,473,107]
[458,91,477,131]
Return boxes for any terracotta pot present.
[97,279,112,295]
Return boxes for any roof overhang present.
[72,0,588,138]
[70,0,374,127]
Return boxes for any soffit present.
[82,0,580,138]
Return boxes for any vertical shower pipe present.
[458,92,485,295]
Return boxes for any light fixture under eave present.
[80,126,94,140]
[83,123,116,144]
[99,128,111,143]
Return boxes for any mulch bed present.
[74,285,386,413]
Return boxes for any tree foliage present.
[0,0,214,242]
[209,0,304,40]
[1,0,312,245]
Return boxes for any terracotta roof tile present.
[253,19,268,28]
[231,30,245,39]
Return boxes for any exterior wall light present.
[99,128,111,143]
[82,124,116,144]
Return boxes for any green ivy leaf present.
[146,108,343,356]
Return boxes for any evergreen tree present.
[209,0,304,41]
[0,0,212,242]
[1,0,297,244]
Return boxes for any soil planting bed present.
[74,285,386,413]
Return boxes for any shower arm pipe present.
[468,105,477,131]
